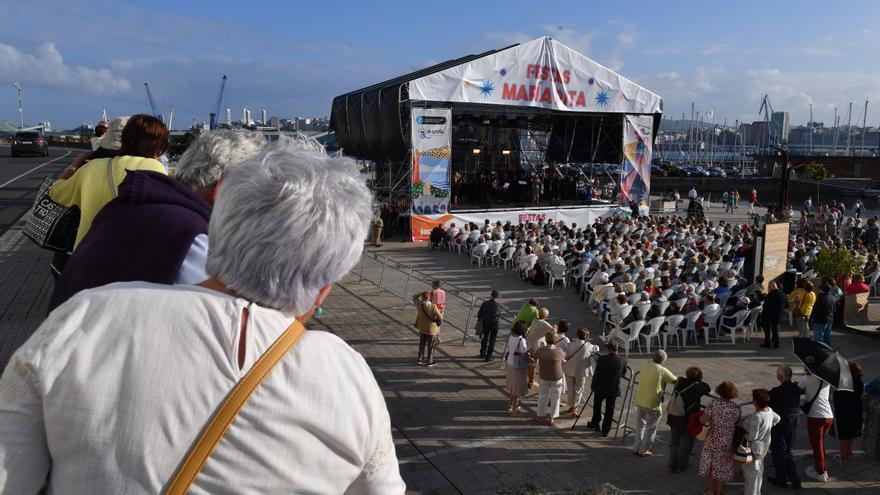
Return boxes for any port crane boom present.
[144,82,164,123]
[209,75,228,130]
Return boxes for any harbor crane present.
[209,75,228,130]
[143,82,164,123]
[758,94,773,150]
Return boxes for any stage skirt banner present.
[408,37,662,115]
[411,107,452,217]
[411,206,613,242]
[619,114,654,206]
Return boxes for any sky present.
[2,0,880,130]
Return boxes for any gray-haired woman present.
[0,137,406,493]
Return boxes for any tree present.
[803,161,828,202]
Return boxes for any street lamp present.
[14,81,23,130]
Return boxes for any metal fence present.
[354,250,519,355]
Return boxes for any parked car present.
[706,167,727,177]
[10,131,49,157]
[680,166,710,177]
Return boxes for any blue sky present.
[2,0,879,129]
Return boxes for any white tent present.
[408,36,662,115]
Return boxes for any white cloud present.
[0,42,130,95]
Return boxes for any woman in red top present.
[845,274,870,294]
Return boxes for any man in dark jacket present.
[761,281,788,349]
[768,365,802,489]
[477,290,503,361]
[811,285,837,345]
[49,130,266,311]
[588,341,628,436]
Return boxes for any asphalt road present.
[0,145,76,236]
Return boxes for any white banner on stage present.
[408,37,662,115]
[411,205,614,241]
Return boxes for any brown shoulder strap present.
[163,320,307,495]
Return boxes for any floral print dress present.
[699,400,741,482]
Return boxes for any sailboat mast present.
[861,100,869,156]
[809,103,813,156]
[845,102,853,155]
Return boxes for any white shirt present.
[802,375,834,419]
[175,233,210,285]
[0,283,405,494]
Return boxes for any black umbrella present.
[791,338,853,391]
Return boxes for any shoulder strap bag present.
[163,320,307,495]
[22,178,80,252]
[106,157,119,199]
[800,384,823,415]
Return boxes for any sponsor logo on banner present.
[411,108,452,235]
[518,213,547,224]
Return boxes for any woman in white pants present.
[564,328,598,418]
[533,332,566,425]
[739,388,780,495]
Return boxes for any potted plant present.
[811,247,859,288]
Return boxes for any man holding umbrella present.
[792,338,854,483]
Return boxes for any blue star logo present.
[595,89,609,107]
[479,80,495,97]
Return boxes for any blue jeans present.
[813,322,832,345]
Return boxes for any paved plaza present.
[1,211,879,493]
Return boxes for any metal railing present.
[354,249,518,356]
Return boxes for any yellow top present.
[49,155,167,248]
[635,361,678,410]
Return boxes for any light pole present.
[14,81,24,130]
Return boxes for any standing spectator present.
[48,129,266,311]
[0,138,406,493]
[726,191,735,213]
[666,367,710,473]
[761,282,787,349]
[863,217,880,247]
[632,350,677,457]
[526,307,553,388]
[864,375,880,459]
[722,191,729,212]
[413,291,442,367]
[854,199,863,219]
[748,188,757,214]
[430,280,446,312]
[699,381,741,495]
[844,274,870,294]
[804,196,813,213]
[768,365,802,489]
[733,190,740,208]
[739,389,780,495]
[673,189,680,212]
[372,212,384,247]
[50,114,169,249]
[794,281,816,338]
[533,332,566,426]
[802,369,833,482]
[811,284,837,345]
[588,341,628,436]
[504,321,530,415]
[477,290,502,361]
[563,328,598,418]
[834,362,865,461]
[514,298,541,329]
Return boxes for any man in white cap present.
[61,116,130,179]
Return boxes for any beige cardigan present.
[412,295,443,335]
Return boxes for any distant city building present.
[770,111,790,144]
[269,116,281,128]
[261,109,267,126]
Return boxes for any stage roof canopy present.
[331,36,662,161]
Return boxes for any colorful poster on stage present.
[408,37,662,115]
[619,114,653,206]
[411,107,452,233]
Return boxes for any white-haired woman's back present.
[0,137,406,494]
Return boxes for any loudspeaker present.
[782,270,797,294]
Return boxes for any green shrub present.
[812,247,859,279]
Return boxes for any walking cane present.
[570,389,595,430]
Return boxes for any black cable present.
[391,421,465,495]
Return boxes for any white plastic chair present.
[549,265,568,290]
[636,301,652,319]
[718,309,751,344]
[471,244,489,267]
[613,320,645,357]
[702,306,723,344]
[681,310,702,347]
[662,314,685,350]
[640,316,665,354]
[499,248,515,270]
[746,305,763,341]
[869,271,880,296]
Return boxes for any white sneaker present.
[805,465,829,482]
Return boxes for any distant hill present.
[0,120,19,132]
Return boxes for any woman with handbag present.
[504,321,530,415]
[801,368,834,482]
[413,291,443,367]
[698,381,741,495]
[666,367,710,473]
[738,389,781,495]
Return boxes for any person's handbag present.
[22,178,80,252]
[801,386,822,415]
[163,320,307,495]
[685,411,704,438]
[731,426,754,464]
[475,318,483,337]
[667,381,697,417]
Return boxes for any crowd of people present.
[0,122,406,492]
